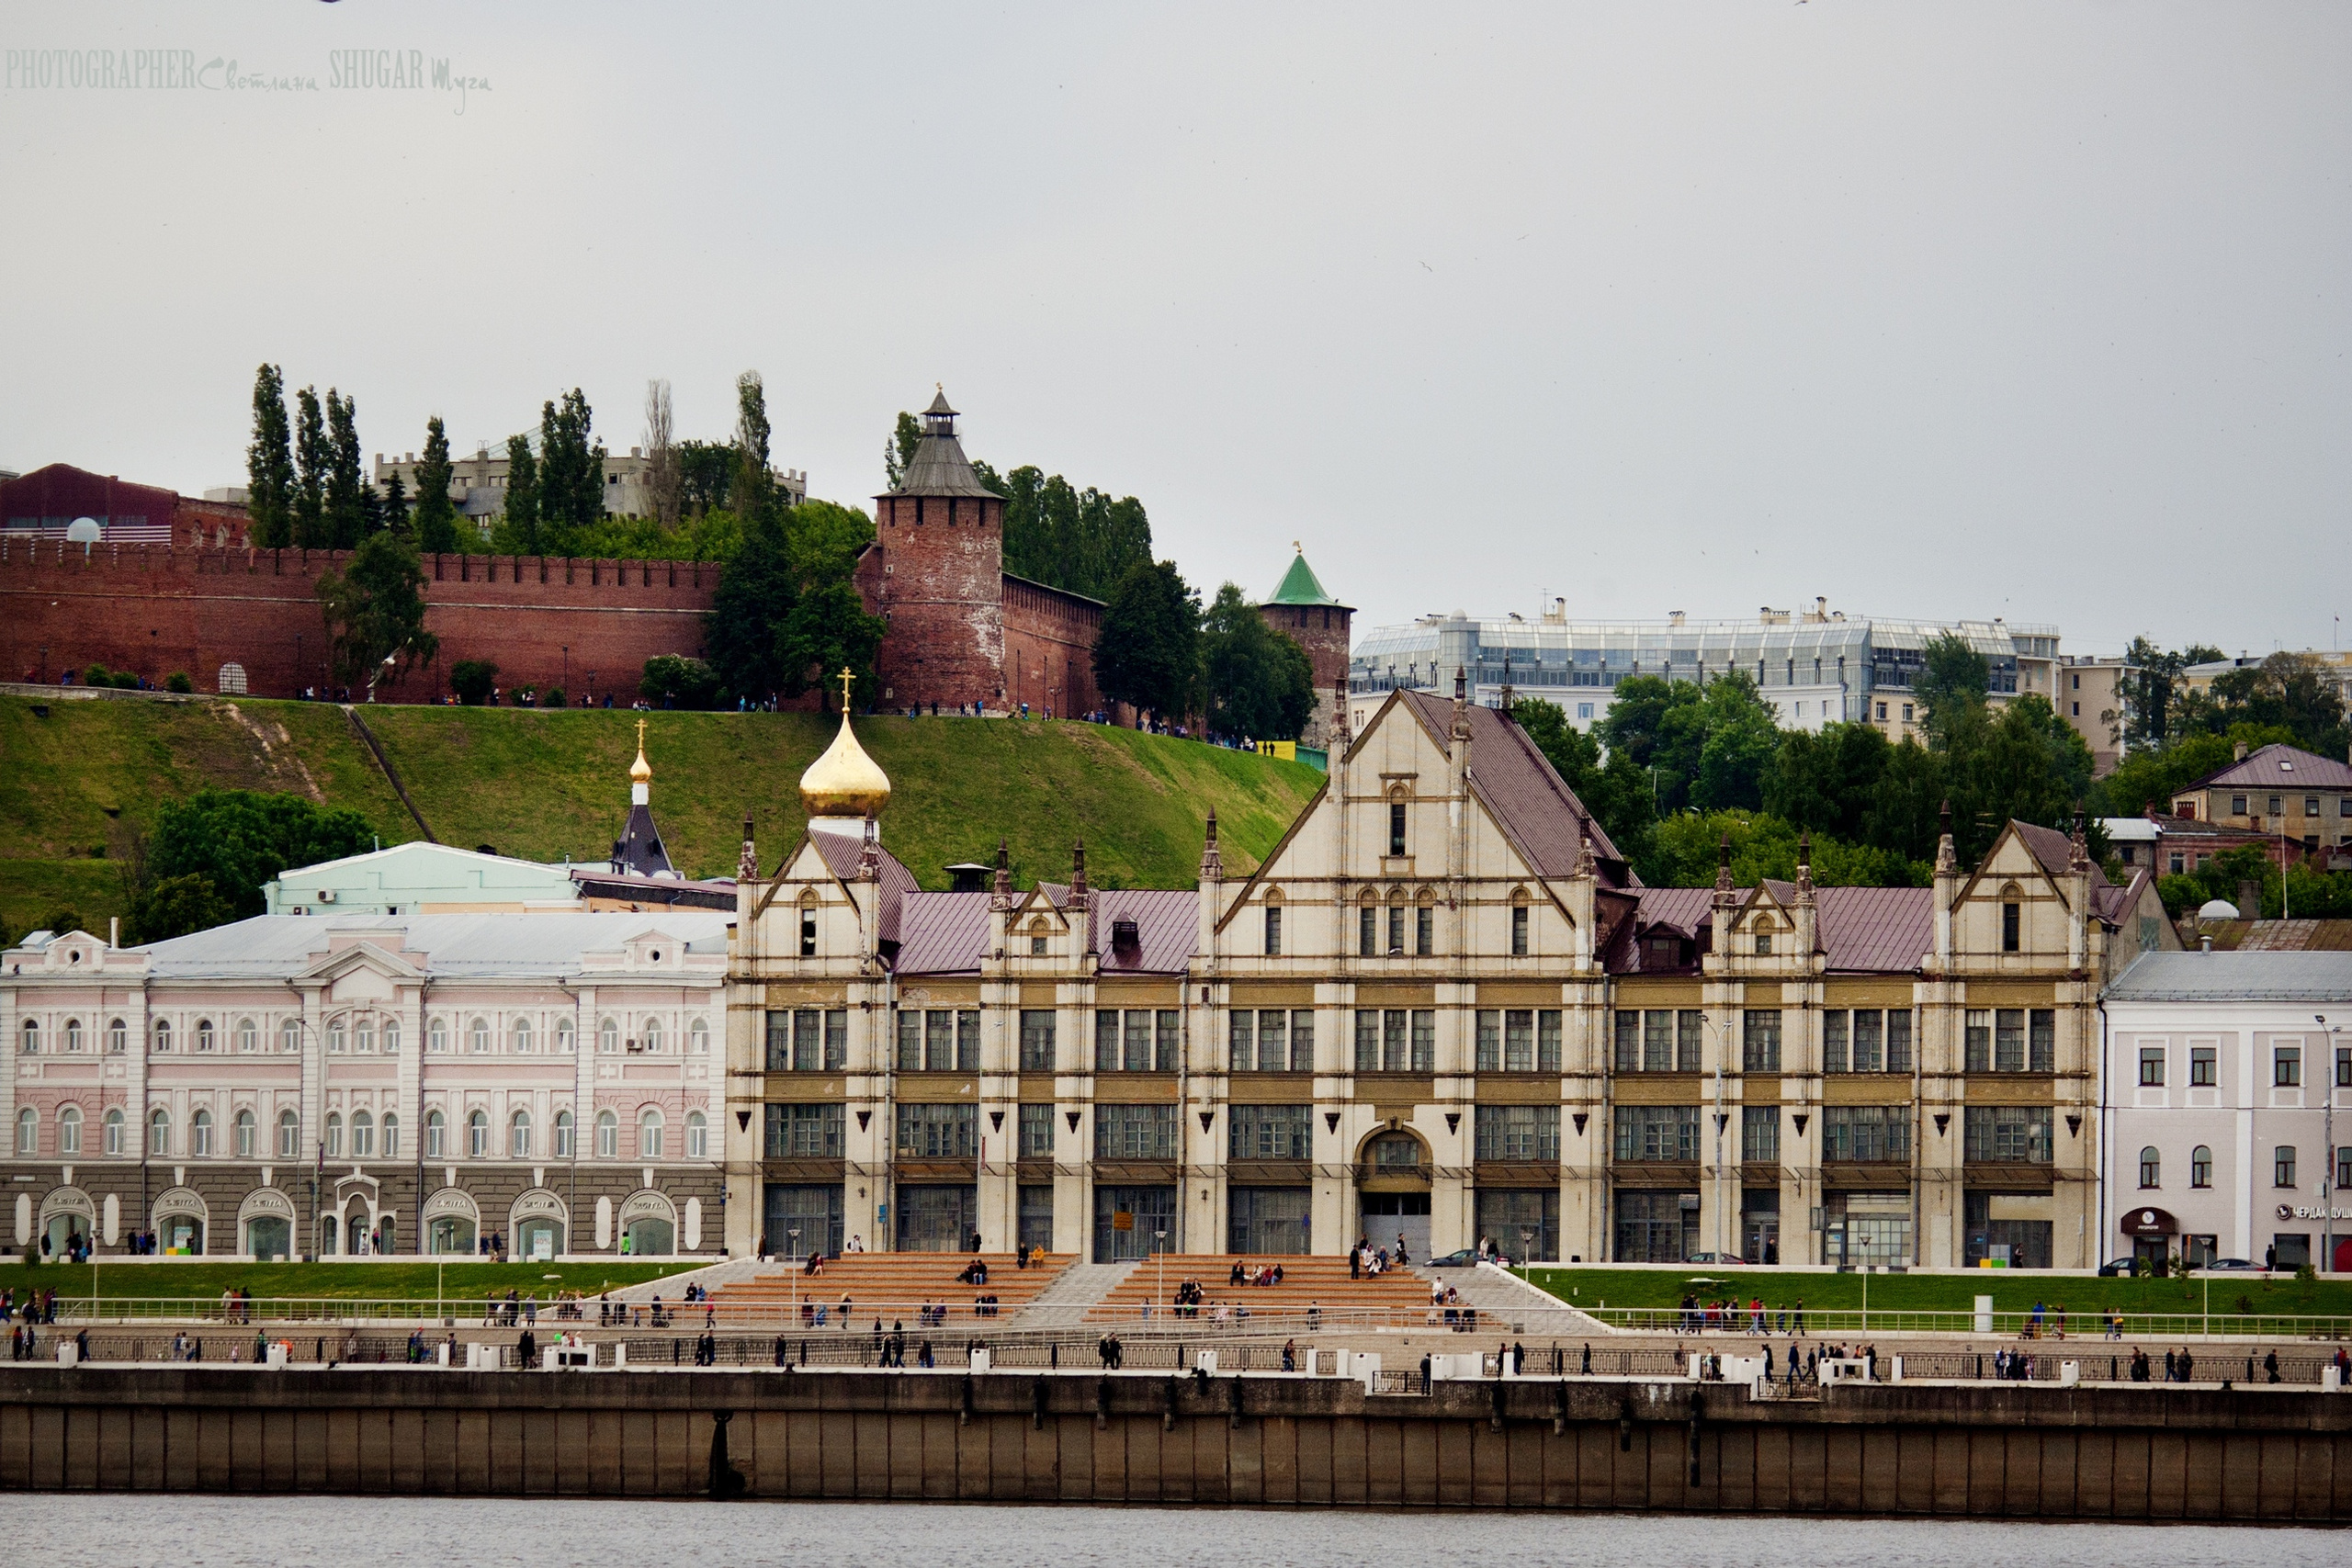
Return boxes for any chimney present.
[2234,740,2248,762]
[2239,880,2261,920]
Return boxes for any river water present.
[8,1495,2338,1565]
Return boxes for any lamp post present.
[562,645,570,702]
[1155,1229,1168,1323]
[2321,1017,2340,1276]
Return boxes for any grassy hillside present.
[0,693,1321,937]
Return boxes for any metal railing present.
[1579,1303,2352,1342]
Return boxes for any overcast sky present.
[4,2,2345,657]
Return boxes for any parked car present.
[2098,1257,2138,1277]
[1681,1252,1747,1265]
[1425,1248,1484,1269]
[2199,1258,2260,1271]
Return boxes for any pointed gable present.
[1389,690,1633,885]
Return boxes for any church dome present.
[799,705,890,819]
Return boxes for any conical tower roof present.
[885,384,1000,499]
[1263,543,1347,607]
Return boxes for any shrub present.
[543,687,567,709]
[39,906,85,938]
[450,660,498,706]
[640,653,722,710]
[111,671,141,690]
[164,671,193,694]
[82,663,111,687]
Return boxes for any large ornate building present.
[725,676,2175,1269]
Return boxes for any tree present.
[291,385,329,548]
[1859,737,1945,863]
[703,499,885,707]
[379,467,410,538]
[245,364,295,548]
[502,434,539,552]
[778,571,888,709]
[1646,809,1930,890]
[883,410,922,490]
[1199,583,1314,740]
[449,660,499,705]
[705,512,797,701]
[976,460,1155,599]
[535,388,605,550]
[642,378,680,528]
[732,371,775,525]
[1510,696,1648,844]
[316,531,438,694]
[676,439,735,516]
[1763,721,1893,843]
[1093,559,1200,722]
[324,389,366,548]
[1942,694,2095,863]
[413,415,460,554]
[1915,632,1991,750]
[639,654,722,709]
[2197,652,2350,757]
[1690,671,1780,813]
[135,789,377,924]
[122,874,236,946]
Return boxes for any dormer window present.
[1754,933,1772,955]
[799,896,818,957]
[1031,934,1048,956]
[1111,918,1139,958]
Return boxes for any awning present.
[2120,1206,2177,1237]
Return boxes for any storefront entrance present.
[896,1185,976,1253]
[1092,1185,1175,1262]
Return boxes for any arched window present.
[1385,891,1405,957]
[1510,889,1532,956]
[511,1110,531,1158]
[197,1019,216,1052]
[428,1019,448,1053]
[689,1019,709,1055]
[469,1018,491,1054]
[382,1021,400,1055]
[63,1019,83,1053]
[424,1109,446,1158]
[327,1020,345,1054]
[351,1110,374,1158]
[104,1108,124,1156]
[512,1018,533,1054]
[2191,1145,2212,1189]
[13,1107,34,1154]
[107,1019,127,1054]
[639,1109,664,1160]
[190,1107,213,1156]
[277,1109,299,1158]
[554,1109,575,1157]
[234,1107,256,1157]
[149,1108,170,1156]
[324,1112,343,1158]
[58,1105,82,1156]
[355,1018,374,1054]
[153,1019,172,1053]
[595,1110,618,1158]
[2138,1145,2160,1188]
[686,1110,707,1159]
[600,1018,619,1054]
[236,1018,256,1053]
[799,892,819,957]
[280,1019,300,1053]
[557,1020,576,1054]
[467,1109,490,1158]
[643,1019,664,1054]
[380,1113,400,1158]
[1262,890,1283,956]
[17,1020,36,1055]
[1414,889,1435,956]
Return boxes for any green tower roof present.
[1264,546,1345,608]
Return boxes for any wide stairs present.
[1085,1254,1430,1328]
[707,1252,1073,1328]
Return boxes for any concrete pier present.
[3,1367,2348,1518]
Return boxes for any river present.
[8,1495,2338,1565]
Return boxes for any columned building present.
[726,680,2173,1268]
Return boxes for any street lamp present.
[2321,1017,2341,1275]
[1155,1229,1168,1324]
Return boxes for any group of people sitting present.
[956,1257,991,1287]
[1227,1261,1286,1287]
[1427,1281,1480,1332]
[1350,1238,1404,1277]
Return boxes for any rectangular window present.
[2338,1046,2351,1088]
[956,1010,981,1071]
[896,1010,922,1072]
[792,1009,820,1071]
[2029,1010,2054,1072]
[1886,1010,1913,1073]
[765,1011,792,1071]
[1356,1010,1380,1071]
[2274,1145,2297,1187]
[1678,1010,1703,1071]
[2233,794,2248,816]
[1292,1010,1316,1072]
[1995,1009,2025,1072]
[1229,1103,1313,1159]
[1415,905,1433,956]
[1385,905,1405,955]
[1383,1009,1408,1071]
[924,1010,954,1071]
[1019,1010,1057,1071]
[1823,1010,1849,1074]
[1017,1102,1055,1158]
[1504,1010,1534,1072]
[2190,1043,2217,1086]
[2001,902,2020,953]
[1963,1105,2052,1163]
[1852,1010,1883,1072]
[1123,1011,1151,1071]
[1359,906,1376,957]
[1742,1010,1781,1072]
[1537,1010,1561,1073]
[1156,1010,1180,1071]
[1389,802,1407,856]
[1613,1010,1638,1073]
[1612,1104,1700,1162]
[896,1102,976,1158]
[1741,1105,1780,1164]
[1965,1010,1992,1072]
[1094,1102,1176,1159]
[1251,1010,1285,1073]
[1264,907,1282,956]
[1229,1010,1254,1072]
[2275,1044,2302,1087]
[764,1102,844,1158]
[1475,1104,1560,1161]
[1095,1010,1120,1072]
[824,1010,848,1070]
[1476,1010,1501,1072]
[1510,905,1530,955]
[1641,1010,1673,1072]
[1822,1104,1911,1163]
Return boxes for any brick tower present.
[1257,544,1353,748]
[869,389,1008,711]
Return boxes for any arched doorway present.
[238,1189,297,1260]
[39,1188,94,1258]
[153,1188,208,1256]
[1356,1129,1431,1261]
[424,1188,481,1255]
[510,1190,568,1261]
[618,1190,676,1257]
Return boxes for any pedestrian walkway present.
[1413,1261,1616,1337]
[705,1252,1072,1327]
[1085,1254,1429,1325]
[1008,1261,1138,1328]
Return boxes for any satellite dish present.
[65,517,101,544]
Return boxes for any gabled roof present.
[121,912,732,979]
[2179,742,2352,793]
[891,888,1198,976]
[1609,885,1933,974]
[805,829,918,948]
[1263,549,1349,609]
[2105,950,2352,1002]
[1389,691,1632,885]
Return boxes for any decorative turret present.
[1199,809,1223,884]
[989,838,1013,910]
[799,668,892,829]
[1069,837,1090,910]
[629,717,653,806]
[1795,829,1815,901]
[1932,799,1959,967]
[857,812,881,881]
[1713,830,1736,899]
[610,718,676,878]
[1934,800,1957,877]
[739,813,758,881]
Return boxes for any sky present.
[2,2,2346,658]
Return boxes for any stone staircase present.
[1007,1261,1139,1328]
[1413,1261,1616,1337]
[1087,1254,1430,1327]
[705,1252,1073,1328]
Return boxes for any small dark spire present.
[1939,800,1952,838]
[1204,809,1218,846]
[1719,831,1733,870]
[989,836,1012,908]
[1070,836,1089,904]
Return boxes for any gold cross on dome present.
[636,716,647,751]
[839,666,855,711]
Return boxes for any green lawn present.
[1521,1266,2352,1322]
[0,1260,704,1304]
[0,694,1322,938]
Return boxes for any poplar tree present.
[244,365,294,548]
[380,468,410,538]
[412,415,459,554]
[324,389,366,548]
[291,386,329,548]
[503,434,539,553]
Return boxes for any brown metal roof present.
[2180,742,2352,794]
[1391,691,1632,885]
[890,888,1200,976]
[1606,885,1932,975]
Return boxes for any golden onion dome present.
[628,718,653,784]
[799,674,890,818]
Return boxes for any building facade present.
[1,464,250,552]
[1349,600,2062,747]
[372,448,808,536]
[2100,953,2352,1273]
[1,913,726,1259]
[2167,742,2352,858]
[726,678,2172,1269]
[1257,548,1353,749]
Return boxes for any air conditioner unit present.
[316,889,337,903]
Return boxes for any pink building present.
[2,913,726,1260]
